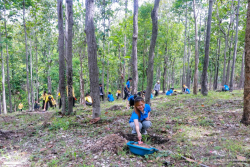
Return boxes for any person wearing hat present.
[154,81,160,97]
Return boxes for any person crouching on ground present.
[107,92,114,102]
[85,93,92,106]
[222,85,229,91]
[18,103,23,112]
[129,97,152,141]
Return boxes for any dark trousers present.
[100,95,104,101]
[123,88,129,100]
[42,100,45,109]
[155,90,159,96]
[86,102,92,106]
[45,101,53,111]
[19,109,22,112]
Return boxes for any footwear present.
[141,130,147,135]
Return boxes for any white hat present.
[157,81,160,83]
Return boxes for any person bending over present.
[18,103,23,112]
[129,97,152,141]
[43,92,54,111]
[85,93,92,106]
[116,90,121,99]
[154,81,160,96]
[107,92,114,102]
[128,94,138,109]
[222,85,229,92]
[166,88,173,96]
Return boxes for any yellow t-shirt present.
[66,86,75,97]
[18,103,23,109]
[117,90,121,94]
[85,96,92,103]
[40,93,47,100]
[45,95,54,103]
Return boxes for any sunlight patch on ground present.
[0,150,30,166]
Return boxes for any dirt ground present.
[0,90,249,167]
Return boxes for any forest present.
[0,0,250,166]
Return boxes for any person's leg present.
[42,100,45,109]
[73,97,75,107]
[59,98,62,109]
[102,95,104,101]
[86,102,92,106]
[129,122,142,134]
[141,121,152,134]
[123,91,128,100]
[45,102,49,111]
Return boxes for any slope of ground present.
[0,90,249,167]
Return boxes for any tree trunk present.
[182,2,188,88]
[4,6,12,113]
[145,0,160,104]
[35,13,39,102]
[23,0,31,111]
[66,0,74,115]
[29,40,34,111]
[0,32,7,114]
[132,0,138,95]
[106,19,111,96]
[0,94,2,114]
[101,0,106,101]
[47,52,52,93]
[163,46,168,93]
[239,50,245,89]
[79,39,86,105]
[186,39,191,89]
[242,0,250,126]
[172,58,175,88]
[122,0,128,98]
[229,0,240,91]
[213,38,220,90]
[57,0,66,114]
[193,0,199,95]
[201,0,213,96]
[209,64,212,90]
[85,0,101,119]
[226,31,234,85]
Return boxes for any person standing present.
[18,103,23,112]
[99,83,104,101]
[154,81,160,96]
[40,91,47,109]
[123,77,133,100]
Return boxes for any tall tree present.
[23,0,31,111]
[182,1,188,89]
[66,0,74,114]
[85,0,101,119]
[213,38,221,90]
[132,0,138,94]
[201,0,213,96]
[0,31,7,114]
[57,0,66,113]
[4,4,12,112]
[145,0,160,104]
[229,0,240,91]
[239,50,245,89]
[193,0,199,95]
[242,0,250,126]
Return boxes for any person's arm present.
[145,112,150,121]
[134,119,142,141]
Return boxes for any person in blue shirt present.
[166,89,173,96]
[129,97,152,141]
[185,88,190,94]
[128,94,137,109]
[222,85,229,91]
[107,92,114,102]
[123,77,132,100]
[150,93,154,99]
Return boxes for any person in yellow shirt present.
[18,103,23,112]
[39,91,47,109]
[43,92,54,111]
[85,93,92,106]
[116,90,121,99]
